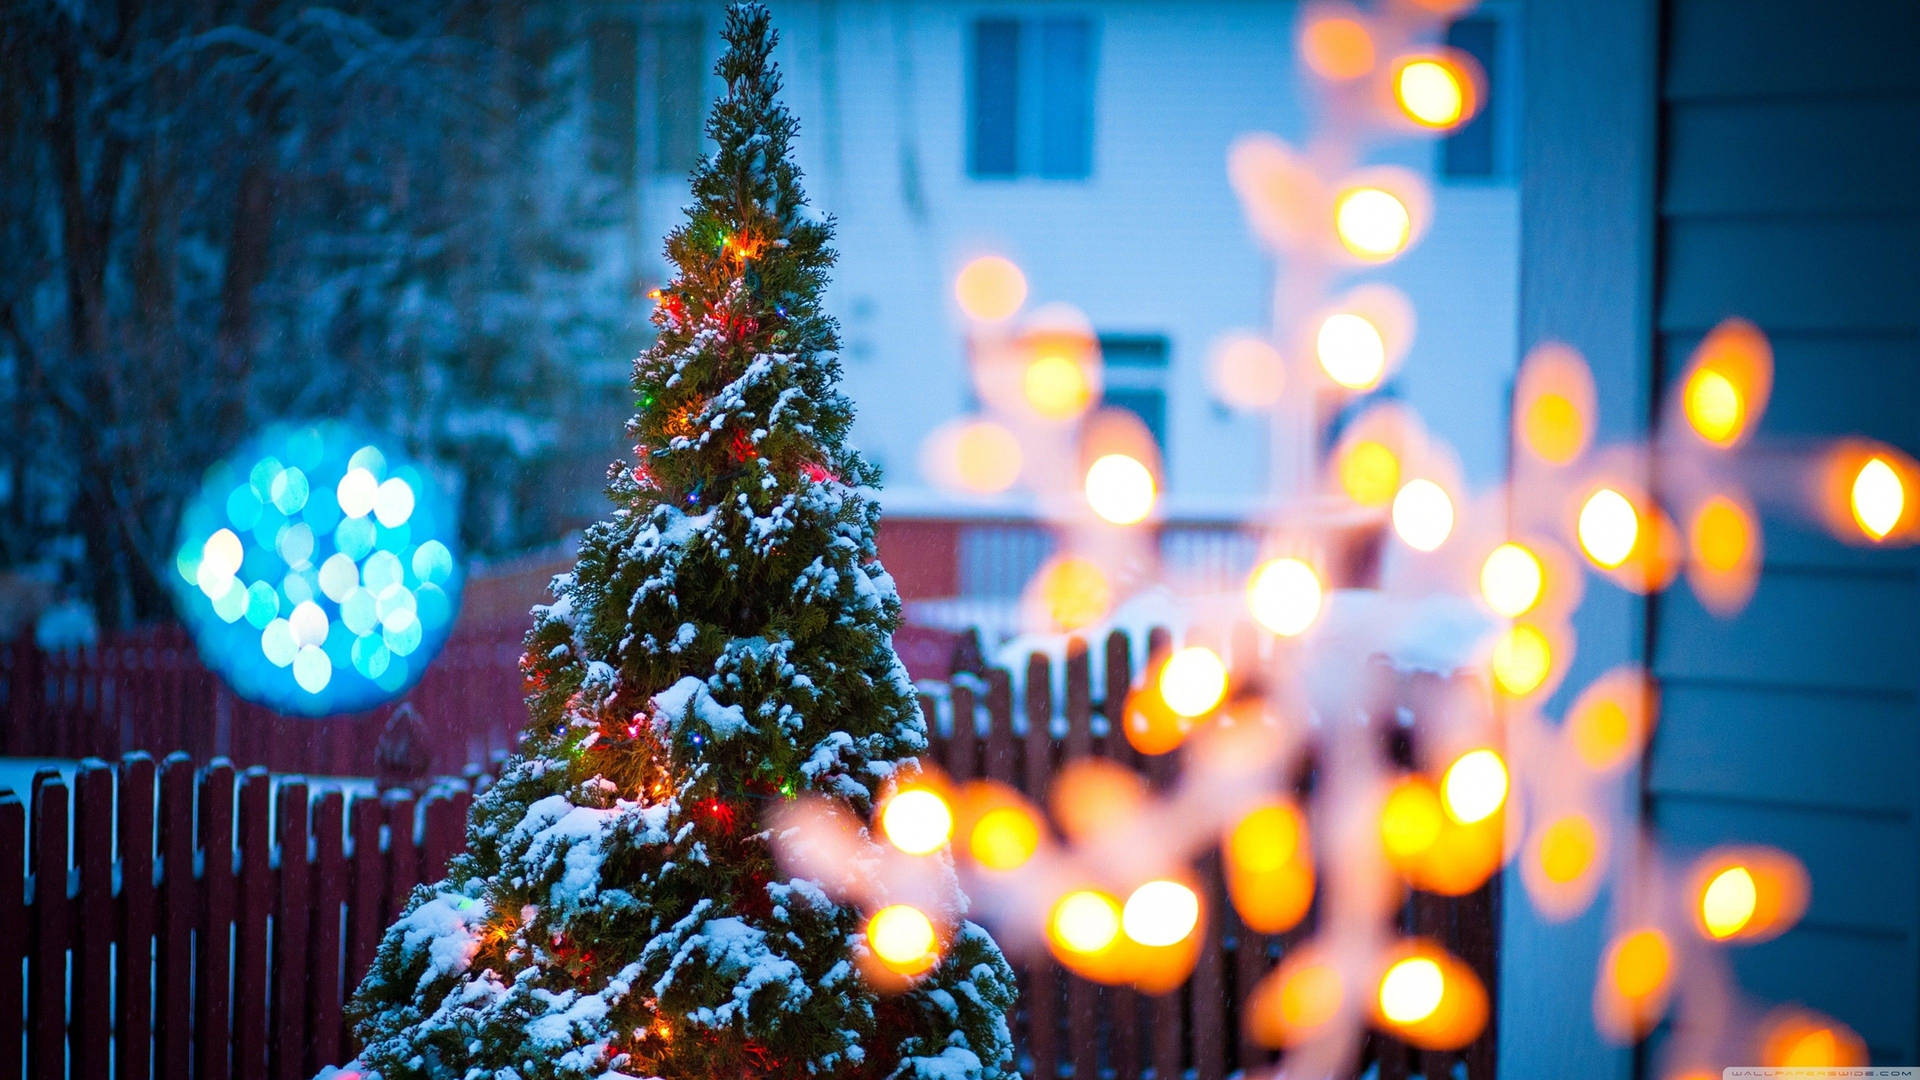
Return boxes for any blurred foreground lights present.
[1852,456,1905,540]
[1479,543,1544,617]
[969,805,1042,871]
[1248,557,1323,636]
[1122,880,1201,947]
[172,421,462,716]
[1337,439,1402,507]
[1248,948,1346,1048]
[1441,749,1508,824]
[1373,944,1489,1050]
[1379,958,1444,1024]
[1030,556,1113,632]
[924,419,1022,495]
[1392,56,1473,129]
[1226,802,1315,934]
[1023,350,1095,420]
[1299,11,1375,81]
[1392,479,1454,552]
[1566,669,1656,775]
[1208,334,1287,410]
[1701,867,1756,939]
[1523,812,1604,921]
[1317,311,1388,389]
[867,905,939,976]
[954,254,1027,322]
[1050,890,1124,956]
[1761,1010,1868,1068]
[1515,343,1597,466]
[880,788,953,856]
[1085,454,1156,525]
[1680,318,1772,447]
[1578,488,1640,569]
[1158,646,1229,718]
[1682,368,1744,446]
[1597,927,1673,1040]
[1691,847,1808,944]
[1334,187,1412,261]
[1490,623,1553,697]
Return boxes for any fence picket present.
[946,684,978,781]
[0,791,24,1080]
[197,761,239,1080]
[421,789,463,882]
[234,768,275,1080]
[1191,854,1228,1080]
[271,779,312,1080]
[116,753,157,1080]
[1022,653,1059,1080]
[1060,645,1100,1080]
[28,770,68,1080]
[309,790,349,1072]
[157,754,197,1079]
[384,793,419,924]
[346,794,387,991]
[71,761,115,1080]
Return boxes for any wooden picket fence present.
[1,629,1497,1080]
[0,622,528,777]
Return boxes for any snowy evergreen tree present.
[339,6,1019,1079]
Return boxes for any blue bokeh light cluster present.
[170,421,464,716]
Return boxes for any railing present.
[1,629,1497,1080]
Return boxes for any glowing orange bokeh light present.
[1338,438,1402,507]
[867,905,939,975]
[1515,343,1596,466]
[1566,668,1656,775]
[1371,942,1489,1050]
[954,255,1028,322]
[1029,556,1112,633]
[1334,186,1413,261]
[1299,13,1375,82]
[1209,334,1287,409]
[1085,453,1157,525]
[1391,55,1475,130]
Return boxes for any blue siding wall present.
[1650,0,1920,1062]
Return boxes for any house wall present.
[1644,0,1920,1063]
[623,0,1520,562]
[1510,0,1920,1072]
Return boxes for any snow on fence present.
[1,629,1497,1080]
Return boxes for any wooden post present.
[1061,641,1100,1080]
[71,761,115,1080]
[384,792,420,923]
[234,768,275,1080]
[197,761,239,1080]
[0,791,25,1080]
[271,779,313,1080]
[1023,652,1058,1080]
[947,683,979,782]
[308,789,349,1071]
[116,753,157,1080]
[156,754,197,1079]
[346,794,387,991]
[29,769,69,1080]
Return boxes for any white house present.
[585,0,1521,623]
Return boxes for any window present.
[968,16,1096,179]
[588,20,639,182]
[648,18,705,175]
[1442,16,1505,179]
[1099,334,1170,456]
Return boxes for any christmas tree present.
[338,6,1018,1079]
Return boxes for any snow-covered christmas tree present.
[337,6,1018,1078]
